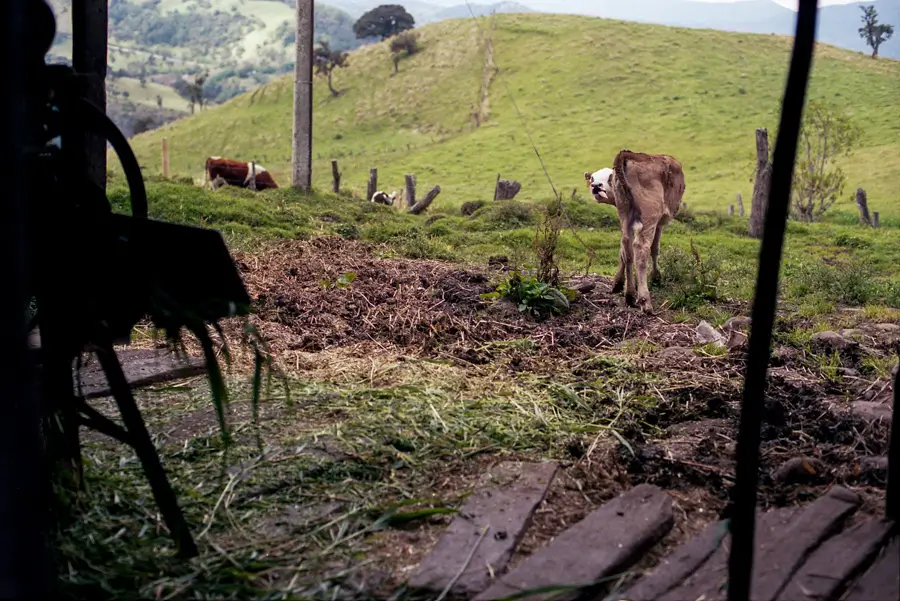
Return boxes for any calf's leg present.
[634,220,658,314]
[612,205,632,296]
[619,221,638,307]
[650,224,664,284]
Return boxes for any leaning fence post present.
[248,161,257,191]
[729,205,735,215]
[737,192,745,216]
[873,211,880,229]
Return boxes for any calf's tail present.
[613,150,639,224]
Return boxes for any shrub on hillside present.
[789,100,861,222]
[390,31,420,73]
[658,240,723,309]
[471,201,535,230]
[786,258,878,307]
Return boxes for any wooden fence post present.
[161,137,169,178]
[749,127,772,239]
[729,205,735,216]
[331,159,341,193]
[404,174,417,208]
[366,168,377,202]
[408,185,441,215]
[248,161,257,191]
[737,192,745,216]
[855,187,872,226]
[873,212,880,229]
[493,172,501,201]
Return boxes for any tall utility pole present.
[72,0,108,191]
[291,0,314,190]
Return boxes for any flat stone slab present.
[74,349,206,399]
[474,483,674,601]
[657,486,861,601]
[852,401,893,425]
[609,519,729,601]
[656,508,798,601]
[751,486,860,601]
[408,461,559,597]
[776,518,894,601]
[843,536,899,601]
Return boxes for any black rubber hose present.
[70,96,149,219]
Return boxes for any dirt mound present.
[233,237,893,513]
[234,237,693,359]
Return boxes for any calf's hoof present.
[625,291,638,307]
[611,279,625,294]
[650,271,662,285]
[639,297,654,314]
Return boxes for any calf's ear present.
[607,173,614,187]
[583,171,591,182]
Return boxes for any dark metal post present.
[726,3,819,601]
[0,0,52,596]
[72,0,108,190]
[886,361,900,519]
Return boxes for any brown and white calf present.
[204,156,279,191]
[587,150,686,313]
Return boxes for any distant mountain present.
[431,2,535,20]
[522,0,900,59]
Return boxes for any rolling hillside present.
[125,13,900,217]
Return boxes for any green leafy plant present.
[481,271,575,318]
[319,271,358,289]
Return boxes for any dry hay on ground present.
[232,236,695,361]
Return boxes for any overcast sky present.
[519,0,867,11]
[693,0,864,9]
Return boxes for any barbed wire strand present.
[462,2,597,274]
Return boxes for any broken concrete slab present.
[408,461,559,597]
[852,401,893,426]
[722,316,751,332]
[474,484,674,601]
[695,321,725,347]
[811,330,855,351]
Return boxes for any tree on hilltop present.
[353,5,415,41]
[859,5,893,58]
[314,40,349,97]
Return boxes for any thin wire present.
[463,2,560,203]
[463,3,597,274]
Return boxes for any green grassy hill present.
[125,13,900,219]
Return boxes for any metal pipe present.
[886,360,900,519]
[726,3,819,601]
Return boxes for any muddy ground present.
[84,236,897,599]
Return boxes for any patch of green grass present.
[120,178,900,312]
[58,350,654,599]
[122,14,900,223]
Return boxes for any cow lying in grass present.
[585,150,686,313]
[370,190,398,206]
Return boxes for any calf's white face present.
[588,168,614,202]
